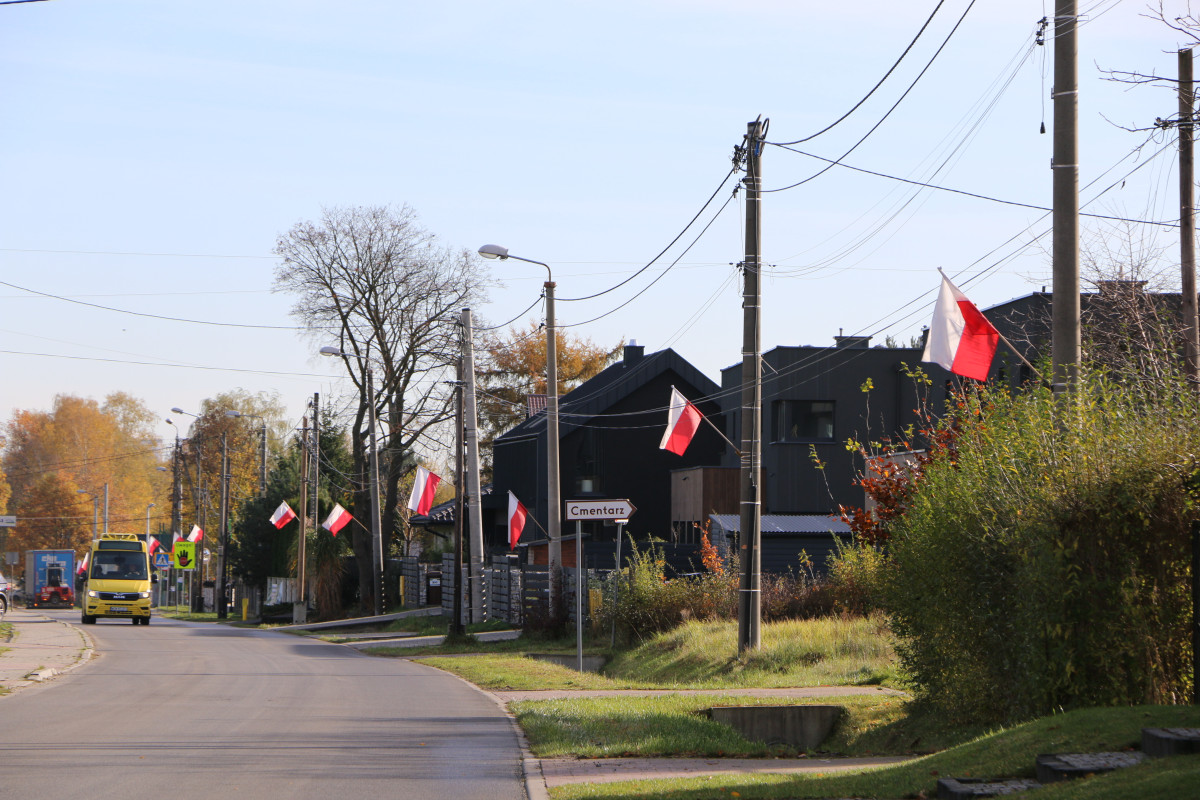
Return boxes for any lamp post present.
[320,346,385,617]
[225,410,268,497]
[478,244,562,609]
[145,503,155,536]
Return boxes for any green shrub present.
[882,369,1198,723]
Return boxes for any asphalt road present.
[0,611,526,799]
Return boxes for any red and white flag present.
[407,466,441,516]
[172,531,183,552]
[146,537,161,556]
[269,501,297,529]
[922,270,1000,381]
[322,504,352,536]
[187,524,204,543]
[507,491,528,551]
[659,386,703,456]
[77,551,89,575]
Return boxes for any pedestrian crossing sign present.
[153,552,171,569]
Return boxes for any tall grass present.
[604,615,898,688]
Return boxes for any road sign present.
[0,515,15,527]
[154,552,171,569]
[172,541,197,570]
[565,499,636,521]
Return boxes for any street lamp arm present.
[477,245,552,280]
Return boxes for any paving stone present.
[937,777,1042,799]
[1142,728,1200,758]
[1035,751,1145,783]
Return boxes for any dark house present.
[487,343,724,567]
[718,334,952,518]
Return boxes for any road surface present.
[0,610,526,799]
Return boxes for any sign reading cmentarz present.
[564,499,636,521]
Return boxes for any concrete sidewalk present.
[0,608,93,693]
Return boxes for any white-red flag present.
[187,524,204,543]
[658,386,703,456]
[407,466,441,516]
[77,551,89,575]
[172,531,183,552]
[146,537,161,556]
[922,270,1000,381]
[321,504,352,536]
[269,501,297,529]
[507,491,528,551]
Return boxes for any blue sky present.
[0,0,1188,448]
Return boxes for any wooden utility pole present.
[1179,48,1199,386]
[738,118,766,654]
[1051,0,1080,392]
[295,416,309,624]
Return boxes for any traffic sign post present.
[564,499,636,672]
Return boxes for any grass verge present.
[513,694,909,758]
[546,705,1200,799]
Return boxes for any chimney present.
[623,339,644,365]
[834,334,872,349]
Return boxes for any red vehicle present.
[25,550,76,609]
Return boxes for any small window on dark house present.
[773,400,835,442]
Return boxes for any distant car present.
[0,570,10,619]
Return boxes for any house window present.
[575,428,600,494]
[773,400,834,442]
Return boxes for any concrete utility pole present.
[461,308,485,622]
[1051,0,1080,392]
[452,358,466,636]
[365,370,384,617]
[738,117,766,654]
[311,393,320,534]
[297,416,309,625]
[217,432,229,619]
[1179,48,1199,386]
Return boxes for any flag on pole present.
[658,385,703,456]
[77,551,89,575]
[507,491,528,551]
[407,466,441,516]
[187,524,204,543]
[322,504,352,536]
[922,270,1000,381]
[172,531,183,552]
[146,537,161,556]
[269,501,297,529]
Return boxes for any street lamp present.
[321,346,385,617]
[225,409,268,497]
[478,244,562,609]
[145,503,155,536]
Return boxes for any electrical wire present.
[774,0,950,145]
[558,165,740,302]
[764,0,979,194]
[0,278,305,330]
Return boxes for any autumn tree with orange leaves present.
[2,393,167,566]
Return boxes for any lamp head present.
[477,244,509,260]
[170,407,185,415]
[319,346,345,357]
[225,410,241,418]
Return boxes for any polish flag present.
[172,531,183,552]
[658,386,703,456]
[407,466,441,515]
[507,491,528,551]
[322,504,352,536]
[922,270,1000,381]
[269,501,297,529]
[146,537,161,556]
[187,524,204,543]
[77,551,89,575]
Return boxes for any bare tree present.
[274,205,489,611]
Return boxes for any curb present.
[11,612,96,686]
[407,657,548,800]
